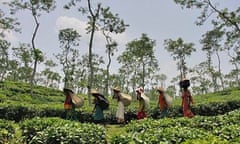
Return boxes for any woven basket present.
[71,95,84,108]
[120,93,132,107]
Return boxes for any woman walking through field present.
[113,87,125,125]
[157,87,169,118]
[63,87,77,120]
[136,87,148,119]
[180,79,194,118]
[91,89,105,124]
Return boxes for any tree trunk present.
[30,15,39,97]
[87,0,99,105]
[216,50,224,90]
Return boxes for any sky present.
[1,0,240,88]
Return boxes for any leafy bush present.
[20,117,67,143]
[0,119,20,144]
[20,117,107,144]
[112,109,240,143]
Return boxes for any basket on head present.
[179,79,190,88]
[63,87,74,94]
[156,87,164,92]
[113,86,120,92]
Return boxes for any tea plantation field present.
[0,81,240,143]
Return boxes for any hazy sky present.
[1,0,239,87]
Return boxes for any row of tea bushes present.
[1,109,240,143]
[110,109,240,143]
[0,117,107,144]
[1,99,240,123]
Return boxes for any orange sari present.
[181,89,194,118]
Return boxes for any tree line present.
[0,0,239,103]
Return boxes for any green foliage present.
[111,109,240,143]
[20,117,106,144]
[182,135,229,144]
[110,135,131,144]
[0,119,21,144]
[20,117,63,143]
[1,81,240,143]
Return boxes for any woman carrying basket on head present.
[91,89,106,124]
[136,87,149,120]
[63,87,78,121]
[113,87,125,125]
[156,87,169,118]
[180,79,194,118]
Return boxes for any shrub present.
[20,117,107,144]
[0,119,21,144]
[20,117,66,143]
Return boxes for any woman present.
[113,87,125,124]
[157,87,168,118]
[91,89,105,124]
[63,88,77,120]
[136,87,147,119]
[180,79,194,118]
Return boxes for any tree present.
[7,0,56,96]
[98,6,128,96]
[64,0,127,103]
[173,0,240,33]
[189,61,213,94]
[225,26,240,88]
[118,33,159,91]
[0,9,20,37]
[0,39,10,81]
[0,9,20,81]
[164,38,196,81]
[200,25,225,90]
[64,0,101,104]
[73,53,105,94]
[41,60,61,88]
[12,43,33,83]
[56,28,81,89]
[173,0,240,89]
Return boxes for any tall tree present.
[98,6,128,96]
[225,25,240,88]
[173,0,240,33]
[64,0,101,104]
[118,33,159,90]
[64,0,127,103]
[164,38,196,81]
[200,25,225,90]
[7,0,56,96]
[173,0,240,89]
[56,28,81,89]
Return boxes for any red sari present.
[181,89,194,118]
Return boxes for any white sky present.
[1,0,239,87]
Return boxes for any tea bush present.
[0,119,20,144]
[111,109,240,143]
[20,117,107,144]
